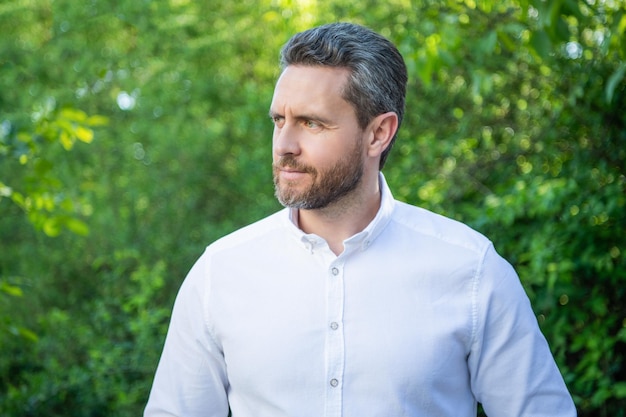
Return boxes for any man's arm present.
[468,244,576,416]
[144,252,229,417]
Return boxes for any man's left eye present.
[304,120,320,129]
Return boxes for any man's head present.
[279,22,408,170]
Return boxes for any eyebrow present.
[268,110,278,118]
[268,110,334,125]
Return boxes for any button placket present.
[324,261,345,416]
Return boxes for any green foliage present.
[1,0,624,415]
[1,101,107,237]
[0,97,107,352]
[0,250,169,416]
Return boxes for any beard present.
[273,140,364,210]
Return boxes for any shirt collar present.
[282,172,395,253]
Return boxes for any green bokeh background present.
[1,0,624,415]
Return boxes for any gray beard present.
[273,152,364,210]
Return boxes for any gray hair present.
[280,22,408,169]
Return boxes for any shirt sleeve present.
[144,251,229,417]
[468,243,577,417]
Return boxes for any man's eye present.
[304,120,320,129]
[271,116,284,126]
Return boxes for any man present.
[145,22,576,416]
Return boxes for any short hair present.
[280,22,408,169]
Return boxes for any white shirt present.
[145,174,576,417]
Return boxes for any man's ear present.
[367,112,398,159]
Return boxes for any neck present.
[297,173,381,255]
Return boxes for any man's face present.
[270,65,366,210]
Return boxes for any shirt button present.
[330,322,339,330]
[331,267,339,276]
[330,378,339,387]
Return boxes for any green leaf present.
[60,107,87,122]
[75,126,94,143]
[43,217,61,237]
[59,130,73,150]
[10,191,25,207]
[17,327,39,342]
[65,217,90,236]
[86,115,109,126]
[555,17,570,42]
[479,30,498,55]
[562,0,584,20]
[614,382,626,398]
[530,30,552,60]
[0,281,23,297]
[0,181,12,198]
[605,62,626,104]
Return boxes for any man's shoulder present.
[391,200,491,254]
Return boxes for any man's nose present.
[273,123,301,156]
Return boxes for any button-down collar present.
[285,173,395,255]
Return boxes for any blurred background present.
[1,0,624,415]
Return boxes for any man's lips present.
[277,167,308,181]
[279,166,305,173]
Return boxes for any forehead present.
[270,65,353,116]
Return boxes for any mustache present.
[273,155,315,174]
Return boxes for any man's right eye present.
[271,116,285,127]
